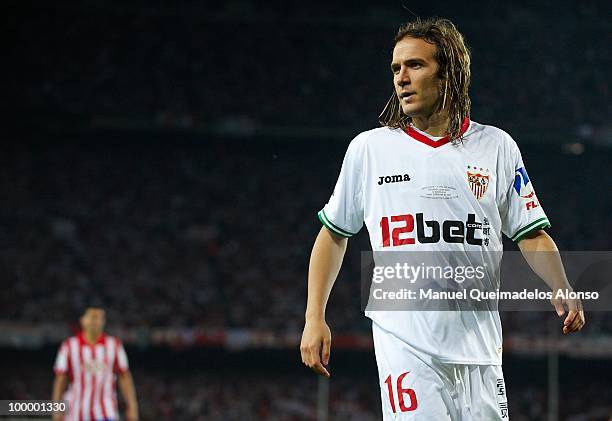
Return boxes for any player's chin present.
[400,104,421,117]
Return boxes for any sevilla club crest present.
[467,165,490,200]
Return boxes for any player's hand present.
[300,318,331,378]
[551,289,585,334]
[52,413,64,421]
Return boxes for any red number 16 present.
[384,372,418,413]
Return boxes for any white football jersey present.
[319,119,550,364]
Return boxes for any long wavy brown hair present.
[379,18,471,143]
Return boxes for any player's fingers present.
[563,321,583,334]
[322,337,331,366]
[563,309,577,327]
[300,340,316,366]
[299,342,308,364]
[300,345,312,366]
[567,310,585,333]
[563,311,582,334]
[307,340,331,376]
[312,361,331,378]
[562,309,575,333]
[306,340,322,369]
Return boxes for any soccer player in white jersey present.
[52,307,139,421]
[300,18,585,420]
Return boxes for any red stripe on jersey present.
[66,341,74,421]
[404,117,470,148]
[79,344,85,421]
[89,348,95,421]
[105,337,117,419]
[112,338,120,415]
[99,344,108,420]
[69,338,79,421]
[67,343,73,381]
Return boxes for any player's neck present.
[411,113,450,138]
[83,331,103,344]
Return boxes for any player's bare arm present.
[518,229,585,334]
[118,370,139,421]
[300,226,348,378]
[51,373,67,421]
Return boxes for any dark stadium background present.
[3,0,612,420]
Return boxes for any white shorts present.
[373,322,509,420]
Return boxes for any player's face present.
[80,308,106,335]
[391,37,443,118]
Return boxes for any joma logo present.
[378,174,411,185]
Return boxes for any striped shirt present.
[54,332,129,421]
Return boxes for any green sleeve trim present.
[318,209,355,238]
[512,217,551,242]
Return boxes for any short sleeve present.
[318,134,366,237]
[114,340,130,373]
[53,341,69,375]
[500,138,551,242]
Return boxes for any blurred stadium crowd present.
[9,1,612,139]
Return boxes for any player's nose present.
[397,67,410,86]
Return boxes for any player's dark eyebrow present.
[390,58,428,71]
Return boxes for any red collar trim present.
[403,117,470,148]
[78,331,106,346]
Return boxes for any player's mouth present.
[400,91,416,102]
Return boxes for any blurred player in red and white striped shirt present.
[52,307,139,421]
